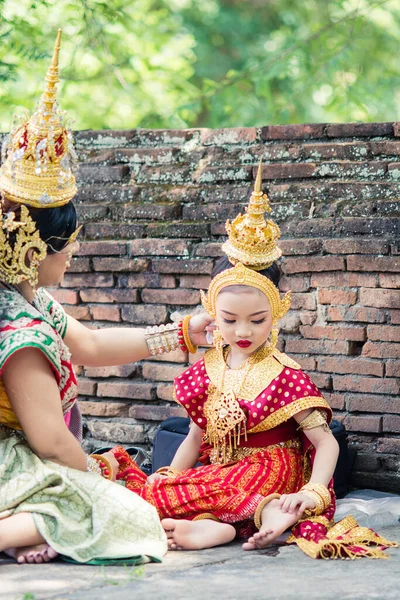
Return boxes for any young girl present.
[114,165,396,560]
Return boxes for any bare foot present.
[4,544,58,564]
[242,499,302,551]
[162,518,236,550]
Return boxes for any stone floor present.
[1,525,399,600]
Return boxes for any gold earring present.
[212,327,224,352]
[264,327,278,356]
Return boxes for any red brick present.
[118,273,176,289]
[382,416,400,433]
[152,259,213,274]
[65,305,92,321]
[326,306,386,324]
[323,392,345,410]
[114,147,181,164]
[318,289,358,305]
[280,276,311,293]
[85,222,145,240]
[142,363,184,381]
[311,273,377,288]
[194,242,224,257]
[148,347,188,364]
[79,401,130,417]
[318,357,384,377]
[302,142,369,160]
[68,258,90,273]
[316,161,386,178]
[201,128,257,145]
[386,361,400,378]
[344,415,382,433]
[348,256,400,273]
[282,256,345,275]
[353,453,381,472]
[147,222,209,239]
[326,122,393,137]
[62,273,114,288]
[367,325,400,342]
[90,305,121,322]
[360,288,400,308]
[183,202,246,221]
[310,373,331,390]
[256,163,317,180]
[93,257,148,272]
[362,341,400,359]
[129,239,189,257]
[111,202,181,221]
[377,438,400,454]
[390,310,400,324]
[379,274,400,289]
[49,289,79,305]
[156,383,175,401]
[84,364,137,378]
[294,356,316,371]
[196,166,253,184]
[76,204,108,222]
[261,123,326,140]
[291,293,317,310]
[78,379,97,395]
[179,275,212,290]
[300,325,366,341]
[137,165,191,185]
[121,304,167,324]
[78,164,129,183]
[135,128,200,145]
[279,239,322,255]
[299,311,317,325]
[333,375,399,395]
[370,140,400,156]
[97,381,154,400]
[322,239,389,255]
[80,289,139,303]
[142,289,200,305]
[285,339,352,355]
[86,421,146,444]
[128,404,186,421]
[78,241,127,256]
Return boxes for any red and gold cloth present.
[114,348,397,559]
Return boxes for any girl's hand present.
[146,472,168,485]
[278,492,316,515]
[101,451,120,482]
[188,313,215,347]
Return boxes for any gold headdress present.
[0,29,78,208]
[222,159,281,270]
[0,30,76,289]
[201,160,291,323]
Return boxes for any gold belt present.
[209,437,302,465]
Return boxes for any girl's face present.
[215,287,273,358]
[37,239,80,287]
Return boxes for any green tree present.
[1,0,399,130]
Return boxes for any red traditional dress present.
[115,347,396,559]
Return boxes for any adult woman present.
[0,31,210,564]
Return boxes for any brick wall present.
[40,123,400,491]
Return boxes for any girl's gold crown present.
[0,29,77,209]
[222,159,281,270]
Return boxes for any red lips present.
[236,340,252,348]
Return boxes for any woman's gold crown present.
[222,159,282,270]
[0,29,77,209]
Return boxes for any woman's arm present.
[2,348,87,471]
[64,313,213,367]
[170,422,203,471]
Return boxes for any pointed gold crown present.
[0,29,78,208]
[221,159,282,270]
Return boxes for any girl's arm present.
[2,348,88,471]
[64,313,212,367]
[170,422,203,471]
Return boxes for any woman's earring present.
[265,327,278,356]
[212,327,224,352]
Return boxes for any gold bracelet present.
[155,466,181,478]
[144,323,180,356]
[254,493,281,529]
[301,483,331,511]
[182,315,198,354]
[301,490,325,516]
[90,454,113,480]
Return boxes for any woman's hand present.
[188,313,215,347]
[278,492,316,515]
[146,472,168,485]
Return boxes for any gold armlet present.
[254,493,281,529]
[155,466,181,478]
[90,454,113,480]
[182,315,198,354]
[297,409,330,432]
[145,323,180,356]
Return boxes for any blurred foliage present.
[0,0,399,130]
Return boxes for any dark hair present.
[211,256,281,287]
[2,198,77,255]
